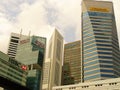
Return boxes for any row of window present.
[84,59,113,67]
[83,21,112,27]
[11,36,20,39]
[83,11,112,17]
[84,51,112,58]
[84,43,112,49]
[90,16,111,19]
[84,54,113,62]
[55,82,118,90]
[83,35,111,42]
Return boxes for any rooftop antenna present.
[20,28,22,38]
[28,30,31,38]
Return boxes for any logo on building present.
[89,7,109,12]
[34,40,45,48]
[9,58,27,70]
[32,36,46,49]
[20,39,30,44]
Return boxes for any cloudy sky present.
[0,0,120,53]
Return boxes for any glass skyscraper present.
[62,40,82,85]
[82,0,120,82]
[16,35,46,90]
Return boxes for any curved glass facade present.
[82,0,120,82]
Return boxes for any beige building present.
[53,77,120,90]
[62,40,82,85]
[42,29,64,90]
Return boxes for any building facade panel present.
[82,0,120,82]
[42,29,64,90]
[53,78,120,90]
[16,35,46,90]
[0,51,28,86]
[62,41,82,85]
[7,33,20,58]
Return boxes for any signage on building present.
[89,7,109,12]
[9,58,27,70]
[34,40,45,48]
[32,36,46,49]
[20,39,30,44]
[21,65,27,70]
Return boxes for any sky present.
[0,0,120,53]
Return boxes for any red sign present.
[21,65,27,70]
[35,40,45,48]
[20,39,30,44]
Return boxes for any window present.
[56,39,61,60]
[84,74,100,80]
[11,36,19,39]
[97,44,111,47]
[109,82,117,85]
[88,12,112,17]
[82,86,89,88]
[95,84,103,87]
[69,87,76,89]
[11,39,19,43]
[98,52,112,54]
[84,69,100,76]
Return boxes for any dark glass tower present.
[82,0,120,82]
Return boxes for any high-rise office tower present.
[62,40,82,85]
[16,35,46,90]
[7,32,27,58]
[42,29,64,90]
[82,0,120,82]
[7,33,20,58]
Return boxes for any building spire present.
[20,28,22,38]
[28,31,31,38]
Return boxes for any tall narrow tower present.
[82,0,120,82]
[42,29,64,90]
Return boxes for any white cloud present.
[0,14,12,53]
[13,0,55,39]
[0,0,120,53]
[113,0,120,42]
[44,0,81,41]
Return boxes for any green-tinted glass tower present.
[16,35,46,90]
[82,0,120,82]
[0,51,28,86]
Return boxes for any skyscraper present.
[7,32,27,59]
[16,35,46,90]
[7,33,20,58]
[42,29,64,90]
[82,0,120,82]
[62,40,82,85]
